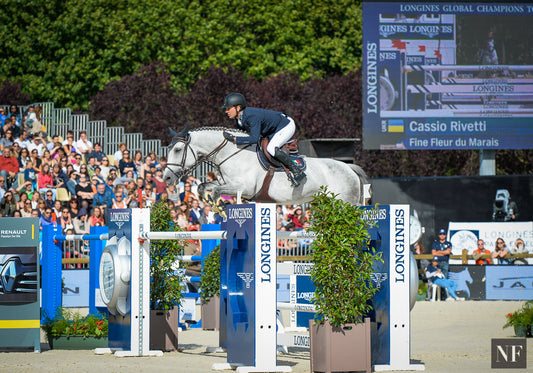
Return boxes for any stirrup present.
[287,171,305,187]
[287,173,300,187]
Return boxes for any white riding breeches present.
[266,118,295,156]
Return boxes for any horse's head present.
[164,125,193,185]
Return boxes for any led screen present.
[363,2,533,149]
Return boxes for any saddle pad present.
[256,146,306,172]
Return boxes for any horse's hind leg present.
[210,182,243,203]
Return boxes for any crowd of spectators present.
[0,105,202,233]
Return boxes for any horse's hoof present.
[210,200,220,214]
[216,198,227,218]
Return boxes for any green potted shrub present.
[503,301,533,337]
[42,307,108,350]
[149,200,186,351]
[308,186,383,373]
[199,245,221,330]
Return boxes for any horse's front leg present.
[198,181,242,216]
[198,181,218,203]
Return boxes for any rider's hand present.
[223,131,235,143]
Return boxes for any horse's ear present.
[168,125,190,148]
[176,124,190,138]
[169,125,189,138]
[168,127,179,138]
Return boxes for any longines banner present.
[448,221,533,264]
[62,270,90,307]
[485,265,533,300]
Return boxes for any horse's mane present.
[190,126,249,136]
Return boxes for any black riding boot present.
[274,147,306,186]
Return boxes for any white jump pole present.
[140,231,226,240]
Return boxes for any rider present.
[221,93,306,186]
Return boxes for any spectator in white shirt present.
[76,131,93,155]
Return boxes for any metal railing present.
[61,236,313,269]
[415,251,533,265]
[5,101,168,162]
[61,240,90,269]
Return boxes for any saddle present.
[252,138,307,202]
[257,138,306,172]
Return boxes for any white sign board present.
[447,222,533,264]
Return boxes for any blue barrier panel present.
[41,225,108,320]
[41,225,62,321]
[88,226,109,314]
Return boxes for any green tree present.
[0,0,363,110]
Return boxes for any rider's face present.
[225,106,239,119]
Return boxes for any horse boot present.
[274,147,306,186]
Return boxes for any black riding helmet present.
[221,93,246,109]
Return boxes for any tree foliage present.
[0,0,362,110]
[88,62,182,135]
[88,63,363,143]
[0,80,32,106]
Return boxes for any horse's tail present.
[349,164,371,205]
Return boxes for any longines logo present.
[237,272,254,289]
[110,211,130,221]
[229,208,253,220]
[109,211,130,229]
[371,272,388,289]
[235,219,246,228]
[297,292,314,302]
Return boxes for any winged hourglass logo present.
[237,272,254,288]
[371,272,388,289]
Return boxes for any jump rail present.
[54,233,109,241]
[140,230,315,241]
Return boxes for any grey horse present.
[163,126,370,206]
